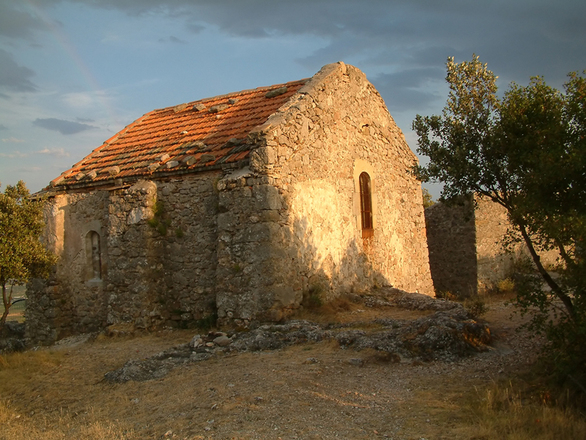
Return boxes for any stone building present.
[425,195,560,297]
[27,62,434,344]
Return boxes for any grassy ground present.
[0,285,26,323]
[0,294,585,439]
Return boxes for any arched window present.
[359,172,373,238]
[86,231,102,280]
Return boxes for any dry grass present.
[292,293,431,325]
[1,296,585,439]
[0,350,63,386]
[466,381,586,440]
[0,350,132,439]
[0,402,133,440]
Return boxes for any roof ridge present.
[151,78,309,113]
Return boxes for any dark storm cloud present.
[18,1,586,89]
[0,49,37,93]
[94,0,583,84]
[33,118,96,135]
[372,67,445,111]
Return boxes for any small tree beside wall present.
[413,55,586,392]
[0,181,56,331]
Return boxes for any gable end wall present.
[215,62,434,324]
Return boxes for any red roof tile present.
[50,79,308,189]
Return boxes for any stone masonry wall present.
[106,175,219,330]
[474,196,519,291]
[215,170,290,324]
[425,195,561,297]
[424,198,478,297]
[27,173,220,344]
[26,191,110,344]
[215,62,434,324]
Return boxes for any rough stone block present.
[253,185,282,210]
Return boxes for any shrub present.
[464,296,488,319]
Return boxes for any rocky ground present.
[103,289,491,384]
[0,288,544,439]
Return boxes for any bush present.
[302,285,324,309]
[464,296,488,319]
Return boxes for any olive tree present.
[413,55,586,387]
[0,181,56,329]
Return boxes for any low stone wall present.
[425,195,561,297]
[424,199,477,297]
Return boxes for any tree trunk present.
[1,283,12,329]
[518,222,577,321]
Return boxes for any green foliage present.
[435,290,457,301]
[152,200,165,217]
[413,55,586,392]
[0,181,57,329]
[463,295,488,319]
[497,277,515,293]
[421,187,435,208]
[232,263,242,273]
[303,284,324,309]
[195,313,217,331]
[147,200,172,236]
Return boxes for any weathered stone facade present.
[26,173,223,343]
[214,64,433,325]
[27,62,433,344]
[425,195,560,297]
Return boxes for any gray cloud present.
[0,49,37,93]
[159,35,188,44]
[372,67,445,111]
[33,118,96,135]
[0,2,45,40]
[167,0,584,87]
[14,1,586,96]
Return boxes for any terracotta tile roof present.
[50,79,308,189]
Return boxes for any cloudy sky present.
[1,0,585,195]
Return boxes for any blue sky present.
[1,0,585,196]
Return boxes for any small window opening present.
[359,172,373,238]
[88,231,102,280]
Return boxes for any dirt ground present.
[0,293,545,440]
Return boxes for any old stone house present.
[27,62,434,344]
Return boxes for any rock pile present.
[104,292,491,383]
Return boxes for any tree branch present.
[518,221,576,321]
[555,238,577,269]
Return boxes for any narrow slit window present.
[359,172,373,238]
[87,231,102,280]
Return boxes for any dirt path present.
[0,294,543,439]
